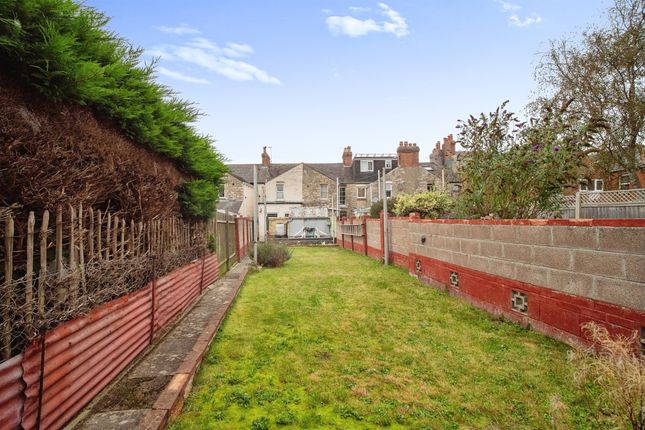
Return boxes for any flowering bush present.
[455,101,596,219]
[392,191,454,219]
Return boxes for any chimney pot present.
[261,146,271,167]
[342,145,353,167]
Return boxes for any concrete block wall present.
[366,219,381,259]
[408,221,644,310]
[389,219,410,268]
[339,215,645,347]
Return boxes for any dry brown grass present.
[569,322,645,430]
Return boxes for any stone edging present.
[137,266,250,430]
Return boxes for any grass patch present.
[170,247,601,429]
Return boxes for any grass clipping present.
[569,322,644,430]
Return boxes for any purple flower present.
[526,158,535,164]
[531,144,542,152]
[554,146,560,152]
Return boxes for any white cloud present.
[326,16,381,37]
[349,6,371,13]
[325,2,408,38]
[155,24,201,36]
[157,67,209,84]
[492,1,541,28]
[508,13,542,27]
[150,36,281,85]
[223,42,254,58]
[379,3,409,37]
[493,0,520,11]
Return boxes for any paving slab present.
[69,258,250,430]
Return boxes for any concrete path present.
[68,258,251,430]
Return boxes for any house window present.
[339,185,346,205]
[219,186,225,198]
[385,181,393,198]
[360,160,374,172]
[385,159,392,169]
[276,182,285,200]
[580,178,604,192]
[426,183,434,192]
[593,179,604,191]
[320,184,329,199]
[619,174,631,190]
[357,186,367,200]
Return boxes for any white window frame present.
[593,179,604,191]
[385,181,393,198]
[357,186,367,200]
[320,184,329,199]
[360,160,374,172]
[579,179,589,191]
[219,186,225,198]
[276,182,285,200]
[619,174,630,190]
[385,159,392,169]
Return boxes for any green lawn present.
[170,247,599,430]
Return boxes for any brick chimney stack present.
[397,141,420,168]
[442,134,455,157]
[261,146,271,167]
[342,146,353,167]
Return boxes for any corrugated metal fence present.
[0,252,225,430]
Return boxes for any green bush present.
[368,197,398,218]
[0,0,227,217]
[455,101,593,219]
[255,242,292,268]
[392,191,454,219]
[179,180,218,219]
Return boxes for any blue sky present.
[86,0,609,163]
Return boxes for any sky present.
[85,0,610,164]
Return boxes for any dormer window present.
[385,160,392,169]
[360,160,374,172]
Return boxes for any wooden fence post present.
[363,218,368,256]
[38,210,49,315]
[26,212,35,326]
[3,215,14,359]
[69,205,78,303]
[225,210,230,272]
[79,204,86,294]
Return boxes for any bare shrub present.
[255,242,292,268]
[569,322,644,430]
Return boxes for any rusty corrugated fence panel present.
[21,286,152,430]
[0,251,222,430]
[154,260,201,332]
[0,353,24,430]
[202,254,219,286]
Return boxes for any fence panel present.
[558,189,645,219]
[0,353,23,429]
[0,202,251,429]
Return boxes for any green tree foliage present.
[179,180,218,219]
[534,0,645,187]
[369,197,398,218]
[0,0,227,217]
[392,191,454,219]
[455,101,598,219]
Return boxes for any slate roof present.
[217,199,242,213]
[227,158,446,185]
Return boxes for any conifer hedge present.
[0,0,226,218]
